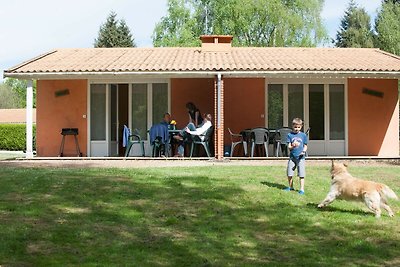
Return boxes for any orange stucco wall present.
[224,78,265,149]
[170,78,215,129]
[348,78,399,156]
[36,80,88,157]
[170,77,265,156]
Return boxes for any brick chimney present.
[200,35,233,51]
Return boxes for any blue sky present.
[0,0,382,82]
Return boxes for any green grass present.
[0,165,399,266]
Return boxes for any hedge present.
[0,124,36,151]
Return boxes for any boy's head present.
[291,118,303,133]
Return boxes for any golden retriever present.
[318,161,398,218]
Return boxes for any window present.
[268,84,283,129]
[131,84,148,140]
[329,84,345,140]
[90,84,106,140]
[288,84,303,123]
[152,83,168,124]
[309,84,325,140]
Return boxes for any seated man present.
[174,113,212,156]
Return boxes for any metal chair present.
[274,127,292,157]
[189,126,214,158]
[228,128,247,157]
[124,128,145,157]
[250,127,269,157]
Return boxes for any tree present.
[2,78,36,108]
[94,11,136,47]
[0,82,21,108]
[374,1,400,55]
[334,0,374,48]
[152,0,200,47]
[152,0,328,47]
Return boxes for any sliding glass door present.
[267,82,346,156]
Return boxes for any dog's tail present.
[379,184,398,200]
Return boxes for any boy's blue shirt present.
[287,131,308,159]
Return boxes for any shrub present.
[0,124,36,151]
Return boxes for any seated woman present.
[174,113,212,156]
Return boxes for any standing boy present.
[284,118,308,195]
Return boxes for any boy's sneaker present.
[298,190,305,195]
[283,187,294,191]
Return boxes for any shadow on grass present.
[306,202,372,216]
[260,181,287,190]
[0,167,399,266]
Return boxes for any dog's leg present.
[380,199,395,217]
[364,193,382,218]
[318,191,338,208]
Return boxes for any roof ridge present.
[374,48,400,61]
[4,49,58,74]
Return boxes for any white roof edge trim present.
[4,70,400,80]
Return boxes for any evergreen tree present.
[334,0,374,48]
[94,11,136,47]
[375,1,400,55]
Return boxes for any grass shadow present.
[306,202,371,216]
[260,181,287,190]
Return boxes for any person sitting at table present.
[160,112,171,126]
[174,113,212,157]
[149,113,173,156]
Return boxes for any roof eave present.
[4,70,400,80]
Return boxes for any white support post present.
[26,80,34,158]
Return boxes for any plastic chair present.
[250,127,269,157]
[275,127,292,157]
[189,126,214,158]
[124,129,145,157]
[228,128,247,157]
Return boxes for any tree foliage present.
[153,0,328,47]
[1,79,36,108]
[94,11,136,48]
[334,0,374,48]
[375,1,400,55]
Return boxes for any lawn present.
[0,164,399,266]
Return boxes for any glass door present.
[89,84,119,157]
[267,82,346,156]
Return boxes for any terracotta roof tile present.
[4,47,400,76]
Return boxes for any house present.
[3,35,400,158]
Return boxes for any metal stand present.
[59,128,82,157]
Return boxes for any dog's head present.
[331,160,348,178]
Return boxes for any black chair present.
[124,128,145,157]
[250,127,269,157]
[189,126,214,158]
[275,127,292,157]
[228,128,247,157]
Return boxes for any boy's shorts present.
[287,157,305,177]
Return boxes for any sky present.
[0,0,382,82]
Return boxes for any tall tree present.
[374,1,400,55]
[94,11,136,47]
[152,0,200,47]
[153,0,328,47]
[334,0,374,48]
[0,82,21,108]
[2,78,36,108]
